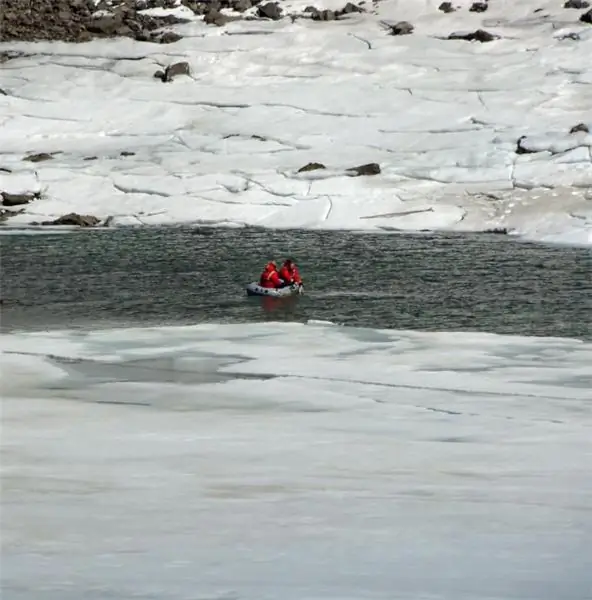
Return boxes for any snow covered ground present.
[2,321,592,599]
[1,0,592,244]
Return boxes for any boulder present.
[42,213,101,227]
[382,21,414,35]
[257,2,282,20]
[564,0,589,8]
[569,123,589,134]
[346,163,381,176]
[23,152,55,162]
[1,191,40,206]
[448,29,498,42]
[298,162,326,172]
[154,61,191,82]
[438,2,455,13]
[469,2,488,13]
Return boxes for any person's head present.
[283,258,294,267]
[266,261,277,270]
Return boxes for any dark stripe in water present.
[1,227,591,339]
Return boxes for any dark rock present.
[0,50,28,63]
[311,8,337,21]
[564,0,589,8]
[0,167,12,173]
[516,136,537,155]
[86,15,128,36]
[558,31,581,40]
[232,0,252,11]
[448,29,498,42]
[158,31,183,44]
[156,61,191,82]
[24,152,54,162]
[0,207,26,223]
[0,88,8,96]
[1,191,40,206]
[569,122,589,134]
[438,2,455,12]
[297,162,326,172]
[257,2,282,19]
[469,2,488,13]
[580,8,592,22]
[84,156,98,161]
[42,213,101,227]
[346,162,381,176]
[483,227,508,235]
[340,2,364,14]
[120,151,136,157]
[382,20,414,35]
[204,9,231,26]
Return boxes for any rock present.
[515,136,537,155]
[0,88,8,96]
[448,29,498,42]
[257,2,282,19]
[86,15,129,36]
[569,123,589,134]
[580,8,592,22]
[438,2,455,13]
[120,151,136,156]
[0,167,12,173]
[469,2,488,12]
[0,50,28,63]
[340,2,364,14]
[1,191,40,206]
[311,8,337,21]
[564,0,589,8]
[157,31,183,44]
[232,0,252,12]
[346,163,381,176]
[84,156,98,161]
[204,9,231,26]
[154,61,191,82]
[0,207,26,223]
[23,152,55,162]
[382,21,414,35]
[297,162,326,172]
[42,213,100,227]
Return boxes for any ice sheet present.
[1,0,591,244]
[2,321,592,599]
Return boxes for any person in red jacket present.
[259,261,283,288]
[278,258,302,286]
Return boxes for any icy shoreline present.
[1,0,592,245]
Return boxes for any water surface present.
[1,227,590,338]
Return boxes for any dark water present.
[1,227,591,339]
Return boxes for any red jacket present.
[279,264,301,285]
[260,267,283,288]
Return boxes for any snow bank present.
[1,0,591,244]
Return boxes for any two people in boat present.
[259,258,302,289]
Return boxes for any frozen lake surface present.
[2,320,592,600]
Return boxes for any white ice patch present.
[0,0,591,245]
[2,321,592,598]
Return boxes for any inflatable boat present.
[246,282,304,297]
